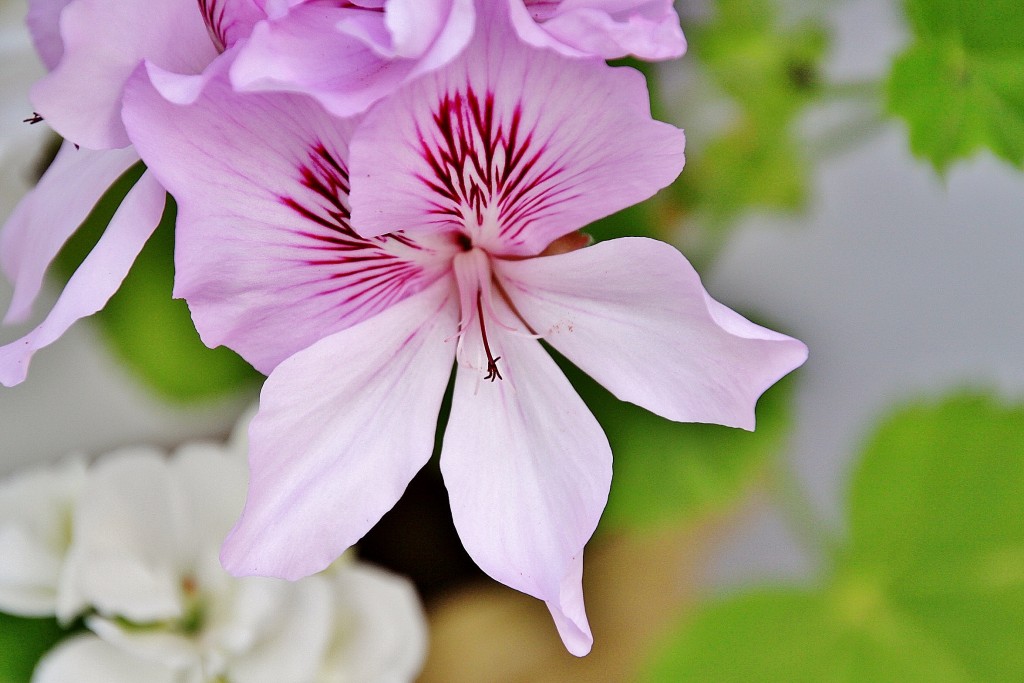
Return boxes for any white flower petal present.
[317,563,428,683]
[0,457,85,616]
[32,634,176,683]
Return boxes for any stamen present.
[477,291,502,381]
[23,113,43,125]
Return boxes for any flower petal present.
[1,143,140,324]
[229,0,473,116]
[61,448,189,623]
[30,0,217,148]
[0,171,165,387]
[495,237,809,430]
[221,281,458,580]
[0,457,85,617]
[349,1,685,257]
[222,576,335,683]
[33,635,176,683]
[318,563,428,682]
[26,0,74,70]
[440,298,610,656]
[508,0,686,60]
[123,60,454,374]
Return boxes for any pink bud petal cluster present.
[1,0,805,656]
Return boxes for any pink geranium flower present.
[124,6,805,655]
[0,0,262,385]
[229,0,476,116]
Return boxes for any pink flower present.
[229,0,476,116]
[30,0,263,150]
[509,0,686,60]
[0,0,262,385]
[124,6,804,656]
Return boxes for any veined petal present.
[1,143,140,324]
[440,298,610,656]
[0,172,165,387]
[33,635,176,683]
[30,0,217,149]
[349,1,685,257]
[124,60,455,374]
[495,237,809,430]
[508,0,686,61]
[221,281,458,580]
[196,0,265,52]
[229,0,474,117]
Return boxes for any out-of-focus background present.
[2,0,1022,681]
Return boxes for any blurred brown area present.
[419,519,723,683]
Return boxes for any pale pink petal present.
[495,237,809,430]
[124,61,455,374]
[440,298,610,656]
[197,0,265,51]
[26,0,74,70]
[221,281,458,580]
[1,143,140,324]
[229,0,473,116]
[30,0,217,149]
[0,172,165,387]
[33,635,176,683]
[349,3,684,257]
[509,0,685,60]
[386,0,473,67]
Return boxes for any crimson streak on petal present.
[280,143,454,327]
[416,87,580,250]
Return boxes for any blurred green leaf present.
[559,346,796,533]
[645,590,972,683]
[53,175,261,403]
[888,0,1024,170]
[847,393,1024,680]
[0,614,64,682]
[693,0,828,127]
[643,392,1024,681]
[669,0,828,231]
[677,120,809,224]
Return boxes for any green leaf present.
[847,394,1024,680]
[53,183,262,403]
[0,614,65,682]
[662,0,827,235]
[643,392,1024,682]
[693,0,828,127]
[677,120,809,227]
[644,590,972,683]
[887,0,1024,170]
[558,347,796,532]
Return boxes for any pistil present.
[477,291,502,381]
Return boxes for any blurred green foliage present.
[643,393,1024,682]
[888,0,1024,170]
[52,169,261,403]
[0,615,64,683]
[676,0,828,227]
[582,366,795,532]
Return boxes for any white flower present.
[0,410,428,682]
[0,455,84,616]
